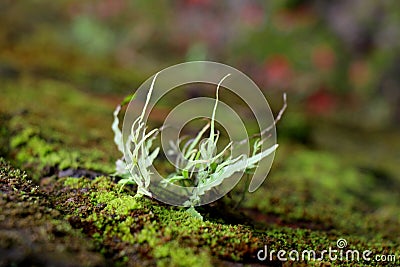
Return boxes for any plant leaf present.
[186,206,203,220]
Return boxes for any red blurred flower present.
[306,88,337,115]
[264,55,293,88]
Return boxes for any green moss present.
[1,76,398,265]
[63,177,89,188]
[56,176,263,263]
[7,122,114,180]
[136,221,159,247]
[91,176,117,190]
[115,216,136,243]
[153,240,212,267]
[91,191,142,216]
[91,191,116,204]
[108,195,142,215]
[10,127,40,149]
[0,78,118,180]
[0,157,28,181]
[242,146,400,239]
[13,134,79,170]
[133,216,214,266]
[38,166,400,265]
[0,159,106,266]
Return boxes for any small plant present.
[112,73,286,219]
[112,73,161,197]
[163,74,279,211]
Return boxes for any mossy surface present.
[0,158,106,267]
[241,146,400,241]
[0,78,117,180]
[0,78,399,266]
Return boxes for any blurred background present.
[2,0,400,117]
[1,0,399,173]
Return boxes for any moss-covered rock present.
[0,77,398,266]
[0,158,106,267]
[0,78,117,180]
[242,146,400,241]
